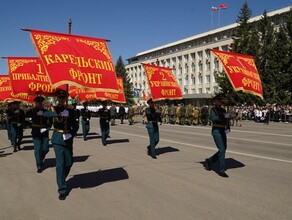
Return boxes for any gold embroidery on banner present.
[216,53,233,65]
[0,77,10,86]
[145,66,156,80]
[238,57,257,69]
[34,34,69,54]
[76,39,111,60]
[9,60,36,72]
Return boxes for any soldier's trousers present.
[100,119,110,144]
[146,122,159,157]
[82,119,90,140]
[6,121,12,144]
[33,136,49,170]
[208,128,227,173]
[11,124,23,150]
[53,142,73,195]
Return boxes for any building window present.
[198,76,203,84]
[206,75,210,83]
[199,88,202,94]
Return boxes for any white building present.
[125,6,291,105]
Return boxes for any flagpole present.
[218,8,221,27]
[211,10,213,29]
[66,18,72,106]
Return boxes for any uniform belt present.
[54,129,69,133]
[32,124,45,128]
[212,124,226,128]
[147,121,157,123]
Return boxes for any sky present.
[0,0,291,74]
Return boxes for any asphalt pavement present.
[0,118,291,220]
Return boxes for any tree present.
[115,56,134,105]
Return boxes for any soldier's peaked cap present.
[147,98,154,104]
[34,96,45,102]
[212,93,223,101]
[55,89,68,97]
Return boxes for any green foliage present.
[115,56,135,105]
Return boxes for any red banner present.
[7,57,60,96]
[211,49,263,99]
[28,29,119,92]
[0,75,35,103]
[72,77,126,103]
[143,63,182,101]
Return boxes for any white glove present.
[40,128,47,133]
[76,119,79,121]
[225,128,230,134]
[17,123,21,127]
[60,110,69,117]
[63,133,72,140]
[87,118,89,121]
[37,110,43,116]
[224,113,229,118]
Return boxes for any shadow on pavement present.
[67,167,129,192]
[42,155,90,170]
[107,139,130,144]
[199,157,245,173]
[0,152,13,157]
[156,146,180,155]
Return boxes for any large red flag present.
[143,63,182,101]
[7,57,61,96]
[211,49,263,99]
[0,75,35,103]
[27,29,119,92]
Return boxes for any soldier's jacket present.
[99,107,111,121]
[185,106,193,117]
[26,108,52,137]
[169,105,176,115]
[11,108,25,127]
[44,106,76,146]
[179,105,186,117]
[145,106,162,126]
[128,107,135,117]
[109,106,117,118]
[81,108,91,121]
[73,108,81,123]
[193,108,200,118]
[210,106,229,129]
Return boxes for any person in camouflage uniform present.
[128,105,135,125]
[193,107,200,125]
[169,104,176,124]
[175,104,181,124]
[109,103,117,126]
[179,103,186,125]
[162,104,169,124]
[185,104,194,125]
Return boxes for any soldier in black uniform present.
[43,89,77,200]
[72,103,80,137]
[145,98,162,159]
[26,96,51,173]
[80,102,91,141]
[5,102,13,145]
[10,101,25,152]
[204,94,230,178]
[98,101,110,146]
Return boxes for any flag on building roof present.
[219,4,227,9]
[212,6,218,12]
